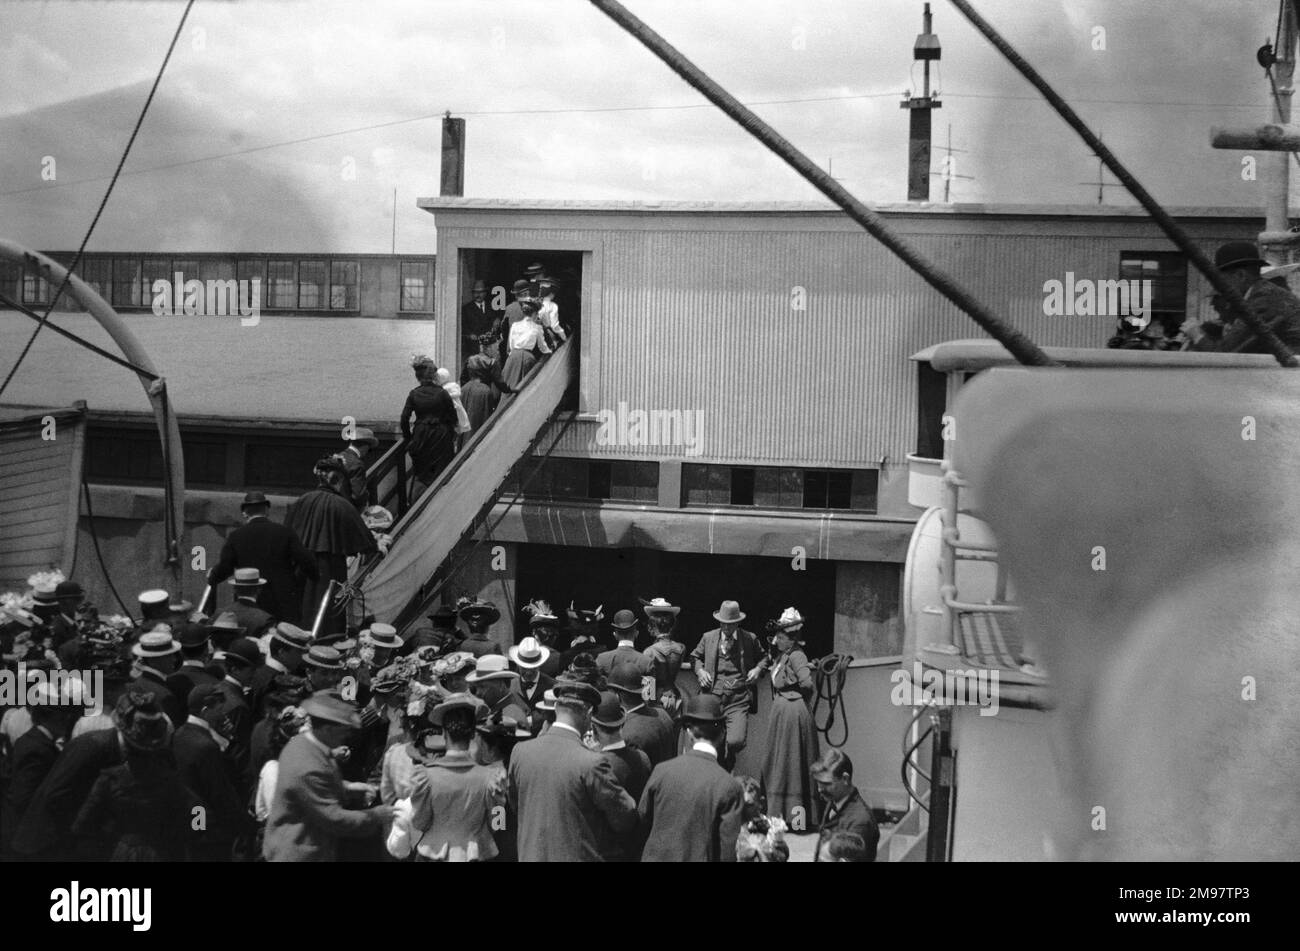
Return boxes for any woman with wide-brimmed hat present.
[71,690,203,861]
[387,693,504,862]
[760,607,820,827]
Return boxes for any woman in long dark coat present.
[72,691,204,861]
[401,355,459,500]
[286,458,376,636]
[760,607,820,829]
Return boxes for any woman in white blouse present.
[501,300,551,390]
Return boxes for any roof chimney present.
[901,3,942,201]
[441,113,465,197]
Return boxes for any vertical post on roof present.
[1267,1,1298,265]
[441,112,466,197]
[0,240,186,596]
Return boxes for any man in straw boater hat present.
[689,599,765,772]
[508,635,556,726]
[225,568,277,640]
[639,694,746,863]
[303,645,347,694]
[135,588,172,634]
[209,491,318,625]
[263,691,394,861]
[249,622,311,719]
[48,580,85,650]
[507,679,638,862]
[465,655,529,723]
[386,692,501,862]
[596,609,654,682]
[128,630,185,728]
[1183,239,1300,353]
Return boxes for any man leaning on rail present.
[1181,241,1300,354]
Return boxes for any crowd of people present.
[1,569,879,863]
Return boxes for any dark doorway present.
[515,543,838,659]
[457,248,583,371]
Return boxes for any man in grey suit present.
[689,600,765,772]
[263,692,392,861]
[507,680,638,862]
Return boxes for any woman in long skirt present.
[501,301,550,390]
[760,607,820,829]
[402,355,459,499]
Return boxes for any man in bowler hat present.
[689,600,765,772]
[209,492,318,624]
[1183,241,1300,353]
[638,695,745,862]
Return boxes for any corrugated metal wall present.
[436,210,1257,469]
[0,406,86,592]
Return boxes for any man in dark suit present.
[638,695,745,862]
[213,638,261,783]
[11,709,125,860]
[166,621,219,708]
[127,630,185,727]
[263,692,392,861]
[173,683,251,860]
[596,610,654,681]
[590,690,650,861]
[0,682,76,857]
[466,655,530,723]
[689,599,765,772]
[812,748,879,862]
[48,580,84,651]
[507,681,638,862]
[508,636,556,728]
[461,279,493,354]
[209,493,318,624]
[609,666,675,767]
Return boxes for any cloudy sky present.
[0,0,1288,253]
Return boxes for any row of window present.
[0,257,434,313]
[502,457,879,512]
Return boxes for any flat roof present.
[910,339,1278,371]
[417,197,1284,220]
[0,311,433,426]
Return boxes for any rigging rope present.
[0,291,159,381]
[587,0,1058,369]
[0,0,196,398]
[948,0,1299,369]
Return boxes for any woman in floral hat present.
[760,607,820,828]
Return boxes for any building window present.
[244,437,341,492]
[112,258,142,307]
[1119,251,1187,336]
[79,257,112,306]
[401,261,431,311]
[21,272,49,305]
[86,428,227,489]
[683,464,877,513]
[916,362,947,459]
[171,259,200,283]
[0,262,19,304]
[330,261,358,310]
[506,457,659,504]
[298,260,326,309]
[142,258,171,308]
[267,261,296,309]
